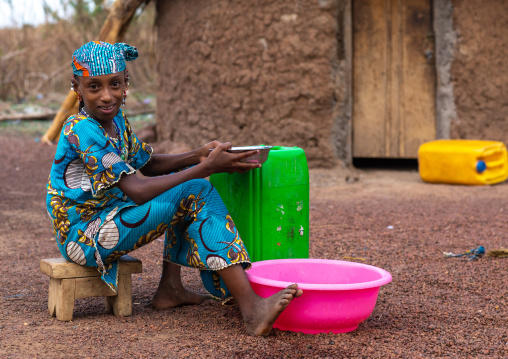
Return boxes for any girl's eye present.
[112,81,121,87]
[89,84,99,90]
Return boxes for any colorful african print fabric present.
[46,109,251,301]
[72,41,138,77]
[96,179,251,301]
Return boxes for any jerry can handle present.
[484,159,507,169]
[482,146,501,157]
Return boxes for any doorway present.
[352,0,436,158]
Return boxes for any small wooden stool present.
[40,255,142,321]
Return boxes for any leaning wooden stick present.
[41,0,149,144]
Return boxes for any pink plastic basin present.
[246,259,392,334]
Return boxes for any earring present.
[71,79,79,100]
[77,93,82,102]
[122,86,128,106]
[122,70,130,106]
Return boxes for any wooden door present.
[353,0,436,158]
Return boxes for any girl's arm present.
[139,141,219,177]
[117,142,259,205]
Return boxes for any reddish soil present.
[0,131,507,358]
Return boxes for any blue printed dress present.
[46,109,251,301]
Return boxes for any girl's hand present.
[203,142,261,175]
[196,140,221,163]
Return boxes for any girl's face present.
[73,71,127,123]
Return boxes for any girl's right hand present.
[204,142,261,175]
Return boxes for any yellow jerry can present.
[418,140,508,185]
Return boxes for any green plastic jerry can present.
[210,146,309,262]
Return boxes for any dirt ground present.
[0,130,507,358]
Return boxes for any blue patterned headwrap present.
[72,41,138,77]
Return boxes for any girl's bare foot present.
[151,282,210,309]
[152,261,209,309]
[243,284,303,336]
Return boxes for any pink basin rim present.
[246,258,392,291]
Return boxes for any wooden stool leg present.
[56,278,76,321]
[48,278,59,317]
[105,274,132,317]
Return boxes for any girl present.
[46,41,302,336]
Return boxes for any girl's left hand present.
[197,140,221,162]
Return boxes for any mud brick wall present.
[155,0,347,167]
[450,0,508,143]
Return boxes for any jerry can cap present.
[476,160,487,173]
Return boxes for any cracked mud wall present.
[155,0,348,167]
[450,0,508,142]
[154,0,508,166]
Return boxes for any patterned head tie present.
[72,41,138,77]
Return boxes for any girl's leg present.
[99,180,214,308]
[152,260,210,309]
[218,264,303,336]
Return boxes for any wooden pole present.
[41,93,79,143]
[41,0,149,144]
